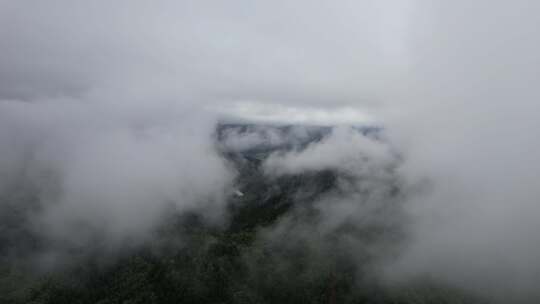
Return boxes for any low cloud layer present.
[258,127,405,289]
[379,2,540,302]
[264,127,393,176]
[0,99,233,267]
[1,1,540,302]
[0,0,399,111]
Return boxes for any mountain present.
[0,124,486,304]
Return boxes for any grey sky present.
[0,0,405,118]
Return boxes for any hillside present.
[0,124,486,304]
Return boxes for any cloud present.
[263,126,394,176]
[2,0,540,301]
[0,0,405,269]
[261,126,404,269]
[212,102,377,125]
[0,98,234,266]
[378,1,540,302]
[0,0,407,109]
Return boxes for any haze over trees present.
[1,1,540,303]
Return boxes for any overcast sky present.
[0,0,414,123]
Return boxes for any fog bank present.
[380,2,540,302]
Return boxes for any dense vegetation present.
[0,125,487,304]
